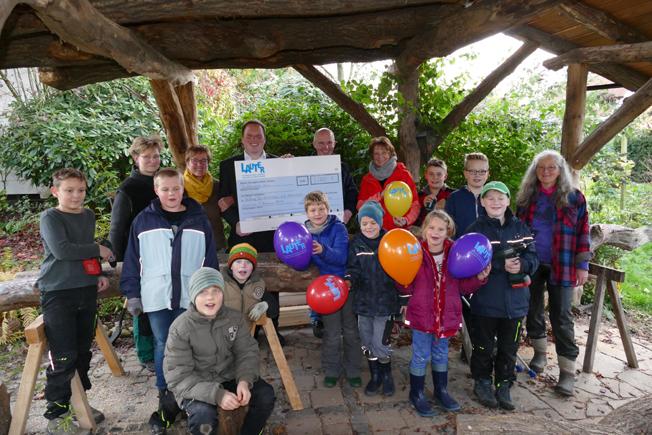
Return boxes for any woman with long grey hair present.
[515,150,591,397]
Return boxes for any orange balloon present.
[378,228,423,286]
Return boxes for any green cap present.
[481,181,510,198]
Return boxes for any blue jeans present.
[409,329,449,376]
[148,308,185,390]
[358,315,391,362]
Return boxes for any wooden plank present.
[24,314,45,345]
[588,262,626,283]
[561,63,588,162]
[571,76,652,169]
[94,319,125,377]
[70,372,96,431]
[217,406,247,435]
[0,382,9,435]
[583,268,607,373]
[606,280,638,369]
[279,305,310,328]
[8,341,45,435]
[261,316,303,410]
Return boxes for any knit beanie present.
[228,243,258,268]
[358,200,384,227]
[188,267,224,304]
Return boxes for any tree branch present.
[544,41,652,71]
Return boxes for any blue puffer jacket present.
[306,215,349,278]
[465,209,539,319]
[345,230,399,317]
[121,197,219,312]
[445,186,486,240]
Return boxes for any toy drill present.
[493,236,534,288]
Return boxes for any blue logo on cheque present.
[240,161,266,174]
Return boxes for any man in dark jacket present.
[465,181,538,412]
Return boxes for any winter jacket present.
[190,179,226,252]
[399,239,486,337]
[465,209,539,319]
[357,162,420,230]
[345,231,399,316]
[217,153,278,252]
[120,197,219,312]
[223,271,266,330]
[109,168,157,261]
[164,303,259,405]
[307,215,349,277]
[416,185,454,226]
[445,186,486,240]
[517,188,591,287]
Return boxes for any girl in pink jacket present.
[400,210,490,416]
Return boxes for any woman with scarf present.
[357,137,420,230]
[183,145,226,252]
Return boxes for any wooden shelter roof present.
[1,0,651,91]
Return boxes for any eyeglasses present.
[189,158,209,165]
[536,165,558,172]
[464,169,488,175]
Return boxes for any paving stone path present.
[9,316,652,434]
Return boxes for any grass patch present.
[619,242,652,314]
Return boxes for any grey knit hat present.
[188,267,224,304]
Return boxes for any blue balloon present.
[448,233,492,279]
[274,221,313,271]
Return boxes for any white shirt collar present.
[244,150,267,161]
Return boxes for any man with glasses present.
[183,145,226,251]
[445,152,490,239]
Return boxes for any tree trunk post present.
[395,62,421,180]
[150,79,191,169]
[561,63,587,186]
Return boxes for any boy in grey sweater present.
[38,168,113,434]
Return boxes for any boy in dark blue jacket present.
[305,191,361,388]
[465,181,538,411]
[345,200,399,397]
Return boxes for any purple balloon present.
[274,221,313,271]
[448,233,493,279]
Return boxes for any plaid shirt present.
[517,188,591,287]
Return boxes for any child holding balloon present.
[465,181,538,411]
[304,191,362,388]
[345,200,399,397]
[399,210,490,417]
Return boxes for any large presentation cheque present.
[235,155,344,233]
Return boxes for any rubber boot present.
[473,378,498,409]
[495,381,515,410]
[432,371,461,412]
[555,356,576,396]
[364,360,382,396]
[409,374,437,417]
[380,360,395,396]
[529,337,547,374]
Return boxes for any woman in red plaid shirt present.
[515,150,591,397]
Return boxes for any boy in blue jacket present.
[465,181,538,411]
[305,191,361,388]
[121,168,218,433]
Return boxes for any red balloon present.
[306,275,349,315]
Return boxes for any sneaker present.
[347,377,362,388]
[312,320,324,338]
[324,376,338,388]
[46,412,90,435]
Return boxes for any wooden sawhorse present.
[9,315,125,435]
[250,315,303,411]
[583,263,638,373]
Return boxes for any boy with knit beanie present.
[345,200,400,397]
[164,267,275,435]
[223,243,269,330]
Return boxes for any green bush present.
[628,133,652,182]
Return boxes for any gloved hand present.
[248,301,268,321]
[127,298,143,317]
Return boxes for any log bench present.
[8,315,124,435]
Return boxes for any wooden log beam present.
[508,25,649,92]
[175,82,198,149]
[544,41,652,71]
[294,64,386,138]
[421,41,538,159]
[22,0,193,86]
[150,79,191,169]
[590,224,652,251]
[395,63,421,179]
[559,2,649,44]
[0,254,318,313]
[397,0,560,69]
[560,63,587,176]
[571,77,652,169]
